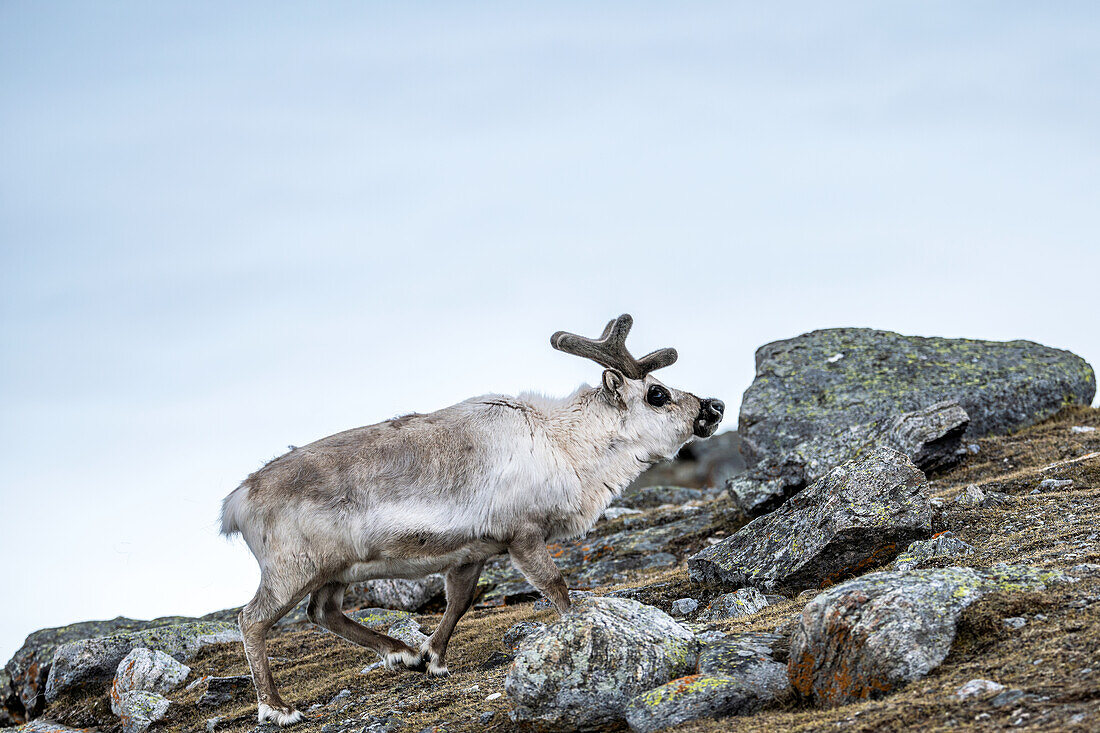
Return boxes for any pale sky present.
[1,1,1098,661]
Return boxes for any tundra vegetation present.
[3,327,1098,733]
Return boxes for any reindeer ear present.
[602,369,627,409]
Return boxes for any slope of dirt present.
[46,407,1100,732]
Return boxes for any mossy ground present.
[46,407,1100,732]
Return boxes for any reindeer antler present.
[550,314,678,379]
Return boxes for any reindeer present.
[220,314,724,726]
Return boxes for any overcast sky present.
[1,1,1098,661]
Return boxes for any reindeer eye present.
[646,385,670,407]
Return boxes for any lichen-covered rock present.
[502,622,546,654]
[620,638,792,730]
[890,532,975,572]
[116,689,170,733]
[688,448,931,593]
[698,633,787,673]
[348,608,428,649]
[697,588,769,621]
[505,597,699,730]
[788,566,1067,706]
[3,614,194,720]
[45,621,239,703]
[110,648,189,715]
[738,328,1095,465]
[344,576,445,612]
[611,485,708,510]
[0,669,17,726]
[728,402,969,517]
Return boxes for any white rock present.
[956,678,1006,699]
[1070,426,1096,434]
[1003,617,1027,630]
[110,648,190,716]
[603,507,643,521]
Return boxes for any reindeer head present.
[552,314,725,461]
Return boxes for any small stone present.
[1038,478,1074,491]
[205,718,221,732]
[991,689,1026,707]
[698,588,769,620]
[328,688,351,706]
[956,679,1006,699]
[360,661,384,674]
[198,675,252,708]
[891,531,975,572]
[478,711,495,724]
[967,443,981,454]
[485,692,501,701]
[1070,426,1096,433]
[1003,617,1027,630]
[670,598,699,617]
[956,485,987,506]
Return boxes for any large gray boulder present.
[505,597,699,730]
[728,401,969,517]
[689,448,931,593]
[45,621,239,703]
[4,615,194,720]
[788,566,1067,706]
[739,328,1095,465]
[344,576,444,612]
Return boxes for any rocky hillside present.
[3,329,1098,733]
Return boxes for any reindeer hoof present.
[422,647,449,677]
[383,648,425,672]
[258,703,304,727]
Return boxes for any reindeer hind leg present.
[239,574,312,727]
[308,582,424,671]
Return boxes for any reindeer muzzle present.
[694,398,725,437]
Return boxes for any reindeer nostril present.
[708,399,725,416]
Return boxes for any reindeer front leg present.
[508,526,572,614]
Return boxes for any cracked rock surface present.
[689,447,932,593]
